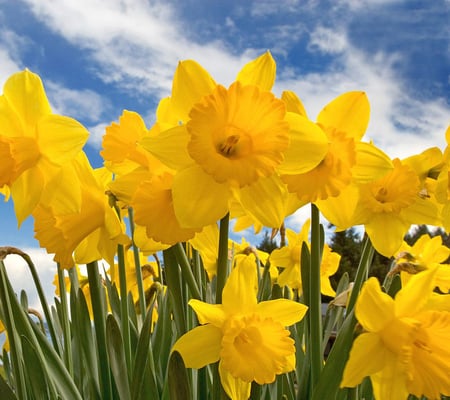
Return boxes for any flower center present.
[361,159,420,214]
[187,82,289,186]
[220,314,295,384]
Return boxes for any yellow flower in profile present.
[143,52,328,229]
[33,153,125,269]
[350,158,439,256]
[269,221,340,296]
[341,268,450,400]
[394,233,450,292]
[0,70,89,223]
[172,259,307,400]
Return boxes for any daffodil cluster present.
[1,52,450,400]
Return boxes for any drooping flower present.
[0,70,89,223]
[349,157,439,256]
[33,152,126,269]
[341,268,450,399]
[281,91,392,221]
[103,111,197,246]
[393,233,450,292]
[143,52,328,229]
[269,220,340,296]
[172,258,307,400]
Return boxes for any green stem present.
[172,242,202,300]
[0,260,27,399]
[215,213,230,304]
[57,263,73,376]
[309,204,323,388]
[20,251,61,354]
[346,235,374,313]
[86,261,112,400]
[117,244,132,377]
[127,207,147,322]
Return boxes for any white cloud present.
[308,26,348,54]
[2,248,57,314]
[46,81,111,123]
[21,0,250,96]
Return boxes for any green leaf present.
[0,374,17,400]
[106,314,131,400]
[21,335,53,399]
[131,300,159,400]
[168,351,190,400]
[311,311,357,400]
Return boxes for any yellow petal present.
[355,277,394,332]
[170,60,216,122]
[3,69,51,132]
[256,298,307,326]
[38,115,89,165]
[317,91,370,140]
[172,325,222,369]
[395,267,438,317]
[11,166,45,225]
[222,260,257,315]
[370,356,409,400]
[341,333,388,387]
[141,125,192,170]
[188,299,225,327]
[365,213,409,257]
[237,174,288,228]
[352,142,393,183]
[236,51,276,91]
[219,362,251,400]
[172,165,230,228]
[278,112,328,175]
[281,90,308,117]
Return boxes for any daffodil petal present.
[219,361,251,400]
[256,298,307,326]
[237,174,288,228]
[278,112,328,175]
[172,164,230,228]
[3,69,51,129]
[141,125,192,170]
[355,277,394,332]
[172,325,222,369]
[222,260,257,315]
[188,299,225,327]
[395,267,438,317]
[281,90,308,117]
[317,91,370,141]
[11,166,45,225]
[365,214,409,257]
[341,332,387,387]
[352,142,393,183]
[171,60,216,122]
[370,355,409,400]
[236,51,275,91]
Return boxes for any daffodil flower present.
[142,52,328,229]
[341,267,450,399]
[394,234,450,292]
[0,70,89,223]
[172,258,307,400]
[269,220,340,296]
[33,153,126,269]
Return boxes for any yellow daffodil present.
[0,70,89,223]
[394,234,450,292]
[281,92,392,217]
[172,259,307,400]
[142,52,328,229]
[350,158,439,257]
[269,220,340,296]
[435,126,450,230]
[341,267,450,399]
[33,153,126,269]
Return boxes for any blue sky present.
[0,0,449,307]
